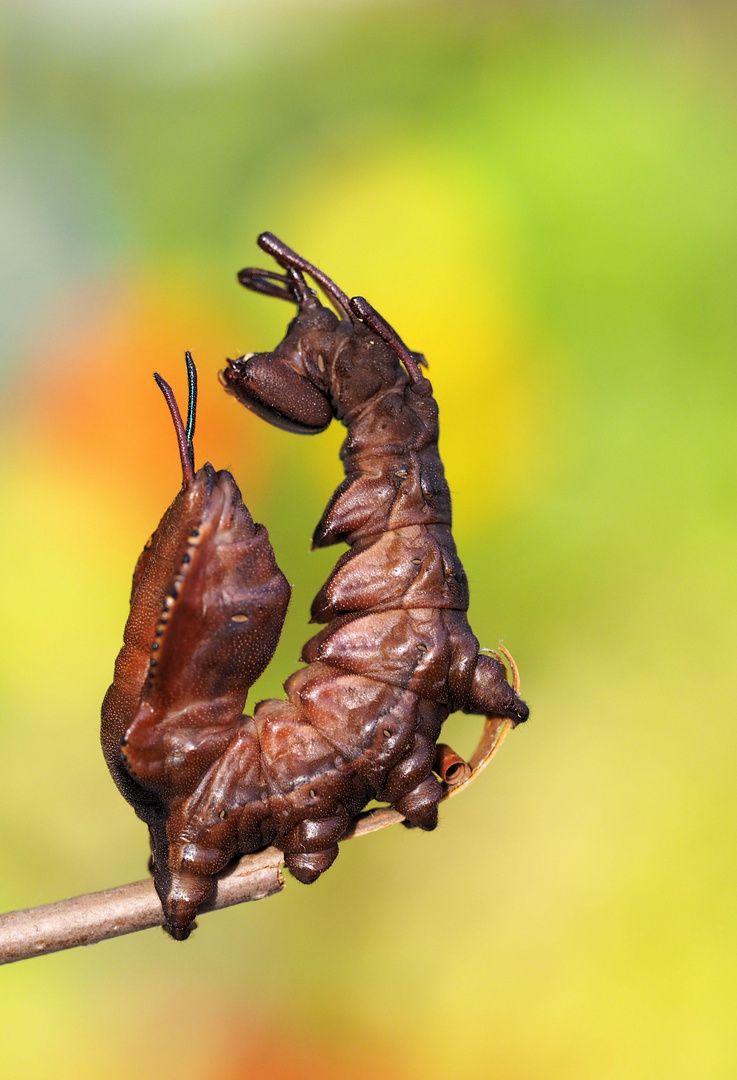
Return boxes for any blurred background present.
[1,1,735,1076]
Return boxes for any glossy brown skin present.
[101,462,291,938]
[219,234,529,886]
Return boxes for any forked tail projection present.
[101,355,291,938]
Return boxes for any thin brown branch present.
[0,717,511,966]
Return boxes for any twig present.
[0,716,511,966]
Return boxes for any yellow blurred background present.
[1,2,736,1077]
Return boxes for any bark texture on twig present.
[0,847,284,965]
[0,715,512,966]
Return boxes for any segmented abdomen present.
[188,391,478,884]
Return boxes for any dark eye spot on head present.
[152,642,159,651]
[150,659,157,668]
[181,553,190,564]
[190,529,200,538]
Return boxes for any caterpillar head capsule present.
[219,232,433,437]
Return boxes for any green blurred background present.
[1,1,735,1076]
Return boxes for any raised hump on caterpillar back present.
[220,234,529,883]
[101,354,292,939]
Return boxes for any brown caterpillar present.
[102,240,529,941]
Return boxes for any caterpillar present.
[101,239,529,941]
